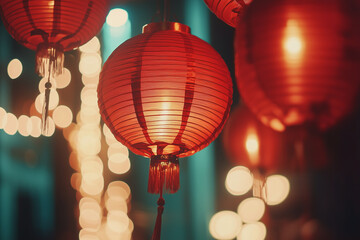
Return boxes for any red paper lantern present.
[235,0,360,132]
[223,105,283,173]
[98,21,232,239]
[0,0,108,76]
[0,0,108,129]
[99,22,232,193]
[204,0,252,27]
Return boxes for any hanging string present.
[151,0,162,22]
[42,60,52,134]
[163,0,169,22]
[151,165,165,240]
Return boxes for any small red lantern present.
[203,0,252,27]
[98,22,232,239]
[235,0,360,132]
[223,105,283,173]
[0,0,108,128]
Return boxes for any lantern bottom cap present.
[148,155,180,194]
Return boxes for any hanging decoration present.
[235,0,360,132]
[223,104,283,198]
[203,0,252,27]
[0,0,108,131]
[98,21,232,239]
[223,104,283,174]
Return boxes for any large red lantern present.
[235,0,360,132]
[98,22,232,239]
[204,0,252,27]
[0,0,108,128]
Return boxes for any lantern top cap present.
[142,22,191,34]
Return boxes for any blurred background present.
[0,0,359,239]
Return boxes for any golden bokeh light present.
[106,8,129,27]
[79,198,102,230]
[107,181,131,201]
[81,176,104,196]
[106,211,130,234]
[237,198,265,223]
[105,197,128,213]
[53,105,73,128]
[7,58,23,79]
[263,174,290,206]
[79,53,102,77]
[209,211,242,240]
[80,37,101,53]
[81,87,98,107]
[107,144,128,158]
[82,75,100,85]
[18,115,32,137]
[80,106,101,125]
[79,229,100,240]
[4,113,18,135]
[55,68,71,89]
[0,107,7,129]
[225,166,253,196]
[108,155,131,175]
[237,222,266,240]
[29,116,42,137]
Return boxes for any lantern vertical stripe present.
[130,33,155,146]
[23,0,36,29]
[52,0,61,35]
[173,33,195,145]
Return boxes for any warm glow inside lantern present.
[98,21,232,194]
[235,0,360,132]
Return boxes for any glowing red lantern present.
[0,0,108,128]
[223,105,283,173]
[235,0,360,132]
[98,22,232,239]
[204,0,252,27]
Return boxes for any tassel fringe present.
[148,155,180,194]
[36,43,64,78]
[252,170,266,200]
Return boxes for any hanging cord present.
[163,0,169,22]
[42,60,52,134]
[151,0,162,22]
[151,165,165,240]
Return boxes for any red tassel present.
[151,196,165,240]
[148,155,180,194]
